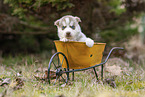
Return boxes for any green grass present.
[0,54,145,97]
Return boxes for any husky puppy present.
[54,15,94,47]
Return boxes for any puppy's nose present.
[66,32,71,36]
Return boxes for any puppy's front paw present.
[85,38,94,47]
[60,38,68,42]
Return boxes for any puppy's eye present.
[70,26,75,29]
[62,26,66,30]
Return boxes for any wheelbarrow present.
[48,41,123,85]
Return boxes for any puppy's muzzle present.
[66,32,71,38]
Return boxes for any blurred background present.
[0,0,145,65]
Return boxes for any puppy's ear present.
[54,19,60,26]
[75,16,81,23]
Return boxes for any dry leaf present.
[0,78,11,86]
[13,78,24,90]
[34,74,42,80]
[49,70,56,79]
[34,70,56,81]
[104,78,116,88]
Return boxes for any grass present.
[0,53,145,97]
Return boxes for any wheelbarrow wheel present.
[48,52,69,85]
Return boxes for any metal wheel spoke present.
[54,75,58,85]
[58,76,60,84]
[61,75,66,82]
[60,56,65,66]
[52,61,57,69]
[57,55,60,66]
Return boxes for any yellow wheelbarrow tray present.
[47,41,123,85]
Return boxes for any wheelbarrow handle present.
[104,47,124,63]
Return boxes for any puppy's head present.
[54,15,82,40]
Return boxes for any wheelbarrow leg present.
[72,69,74,81]
[101,64,104,80]
[93,67,99,80]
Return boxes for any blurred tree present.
[0,0,145,54]
[1,0,145,35]
[138,14,145,44]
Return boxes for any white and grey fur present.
[54,15,94,47]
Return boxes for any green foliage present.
[13,8,27,19]
[100,22,138,44]
[108,0,126,15]
[99,0,126,15]
[110,8,126,15]
[4,0,74,18]
[4,0,18,7]
[108,0,122,8]
[49,0,74,10]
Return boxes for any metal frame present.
[48,47,123,84]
